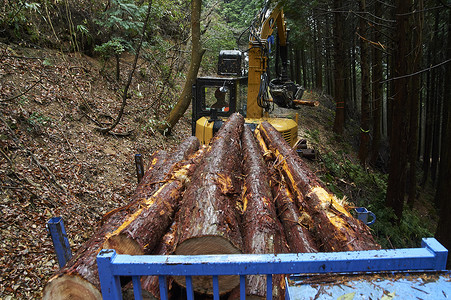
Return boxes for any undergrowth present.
[306,130,435,250]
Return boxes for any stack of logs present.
[43,113,379,300]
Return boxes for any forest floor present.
[0,43,190,299]
[0,43,438,299]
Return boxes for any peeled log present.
[133,136,200,202]
[43,137,200,300]
[174,113,244,295]
[273,180,319,253]
[259,122,379,252]
[103,146,206,255]
[255,128,318,253]
[241,126,286,300]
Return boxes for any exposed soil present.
[0,43,190,299]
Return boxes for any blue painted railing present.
[47,217,72,268]
[97,237,448,300]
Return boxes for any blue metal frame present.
[96,238,448,300]
[47,217,72,268]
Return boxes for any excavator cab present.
[191,76,248,144]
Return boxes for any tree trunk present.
[174,113,244,295]
[370,2,383,165]
[358,0,370,165]
[313,16,323,89]
[102,179,185,255]
[435,9,451,268]
[385,0,411,221]
[333,0,346,134]
[301,47,308,88]
[259,122,380,252]
[241,126,286,299]
[295,48,302,85]
[430,70,442,184]
[158,0,205,135]
[407,0,423,207]
[42,137,200,299]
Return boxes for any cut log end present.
[103,233,145,255]
[174,236,241,294]
[42,274,102,300]
[175,235,241,255]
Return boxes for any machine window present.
[204,86,230,112]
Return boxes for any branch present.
[381,58,451,83]
[0,78,43,102]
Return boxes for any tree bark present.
[259,122,380,252]
[273,179,319,253]
[332,0,346,134]
[123,222,178,300]
[42,137,200,299]
[174,113,244,295]
[407,0,423,207]
[158,0,205,135]
[241,126,286,299]
[385,0,411,221]
[370,2,383,165]
[254,128,318,254]
[435,9,451,268]
[358,0,370,165]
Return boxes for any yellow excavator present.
[192,1,309,146]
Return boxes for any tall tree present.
[435,8,451,267]
[385,0,412,220]
[407,0,423,207]
[158,0,205,135]
[332,0,346,135]
[421,9,440,185]
[370,2,384,165]
[358,0,370,165]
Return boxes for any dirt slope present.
[0,43,190,299]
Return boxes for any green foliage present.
[26,112,53,133]
[306,128,320,143]
[222,0,264,28]
[94,0,148,56]
[94,39,127,60]
[95,0,147,37]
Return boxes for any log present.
[258,121,380,252]
[123,221,178,300]
[133,136,200,200]
[174,113,245,295]
[272,179,318,253]
[103,146,207,255]
[292,99,320,107]
[255,128,318,253]
[43,137,201,300]
[240,126,286,300]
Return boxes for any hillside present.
[0,43,190,298]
